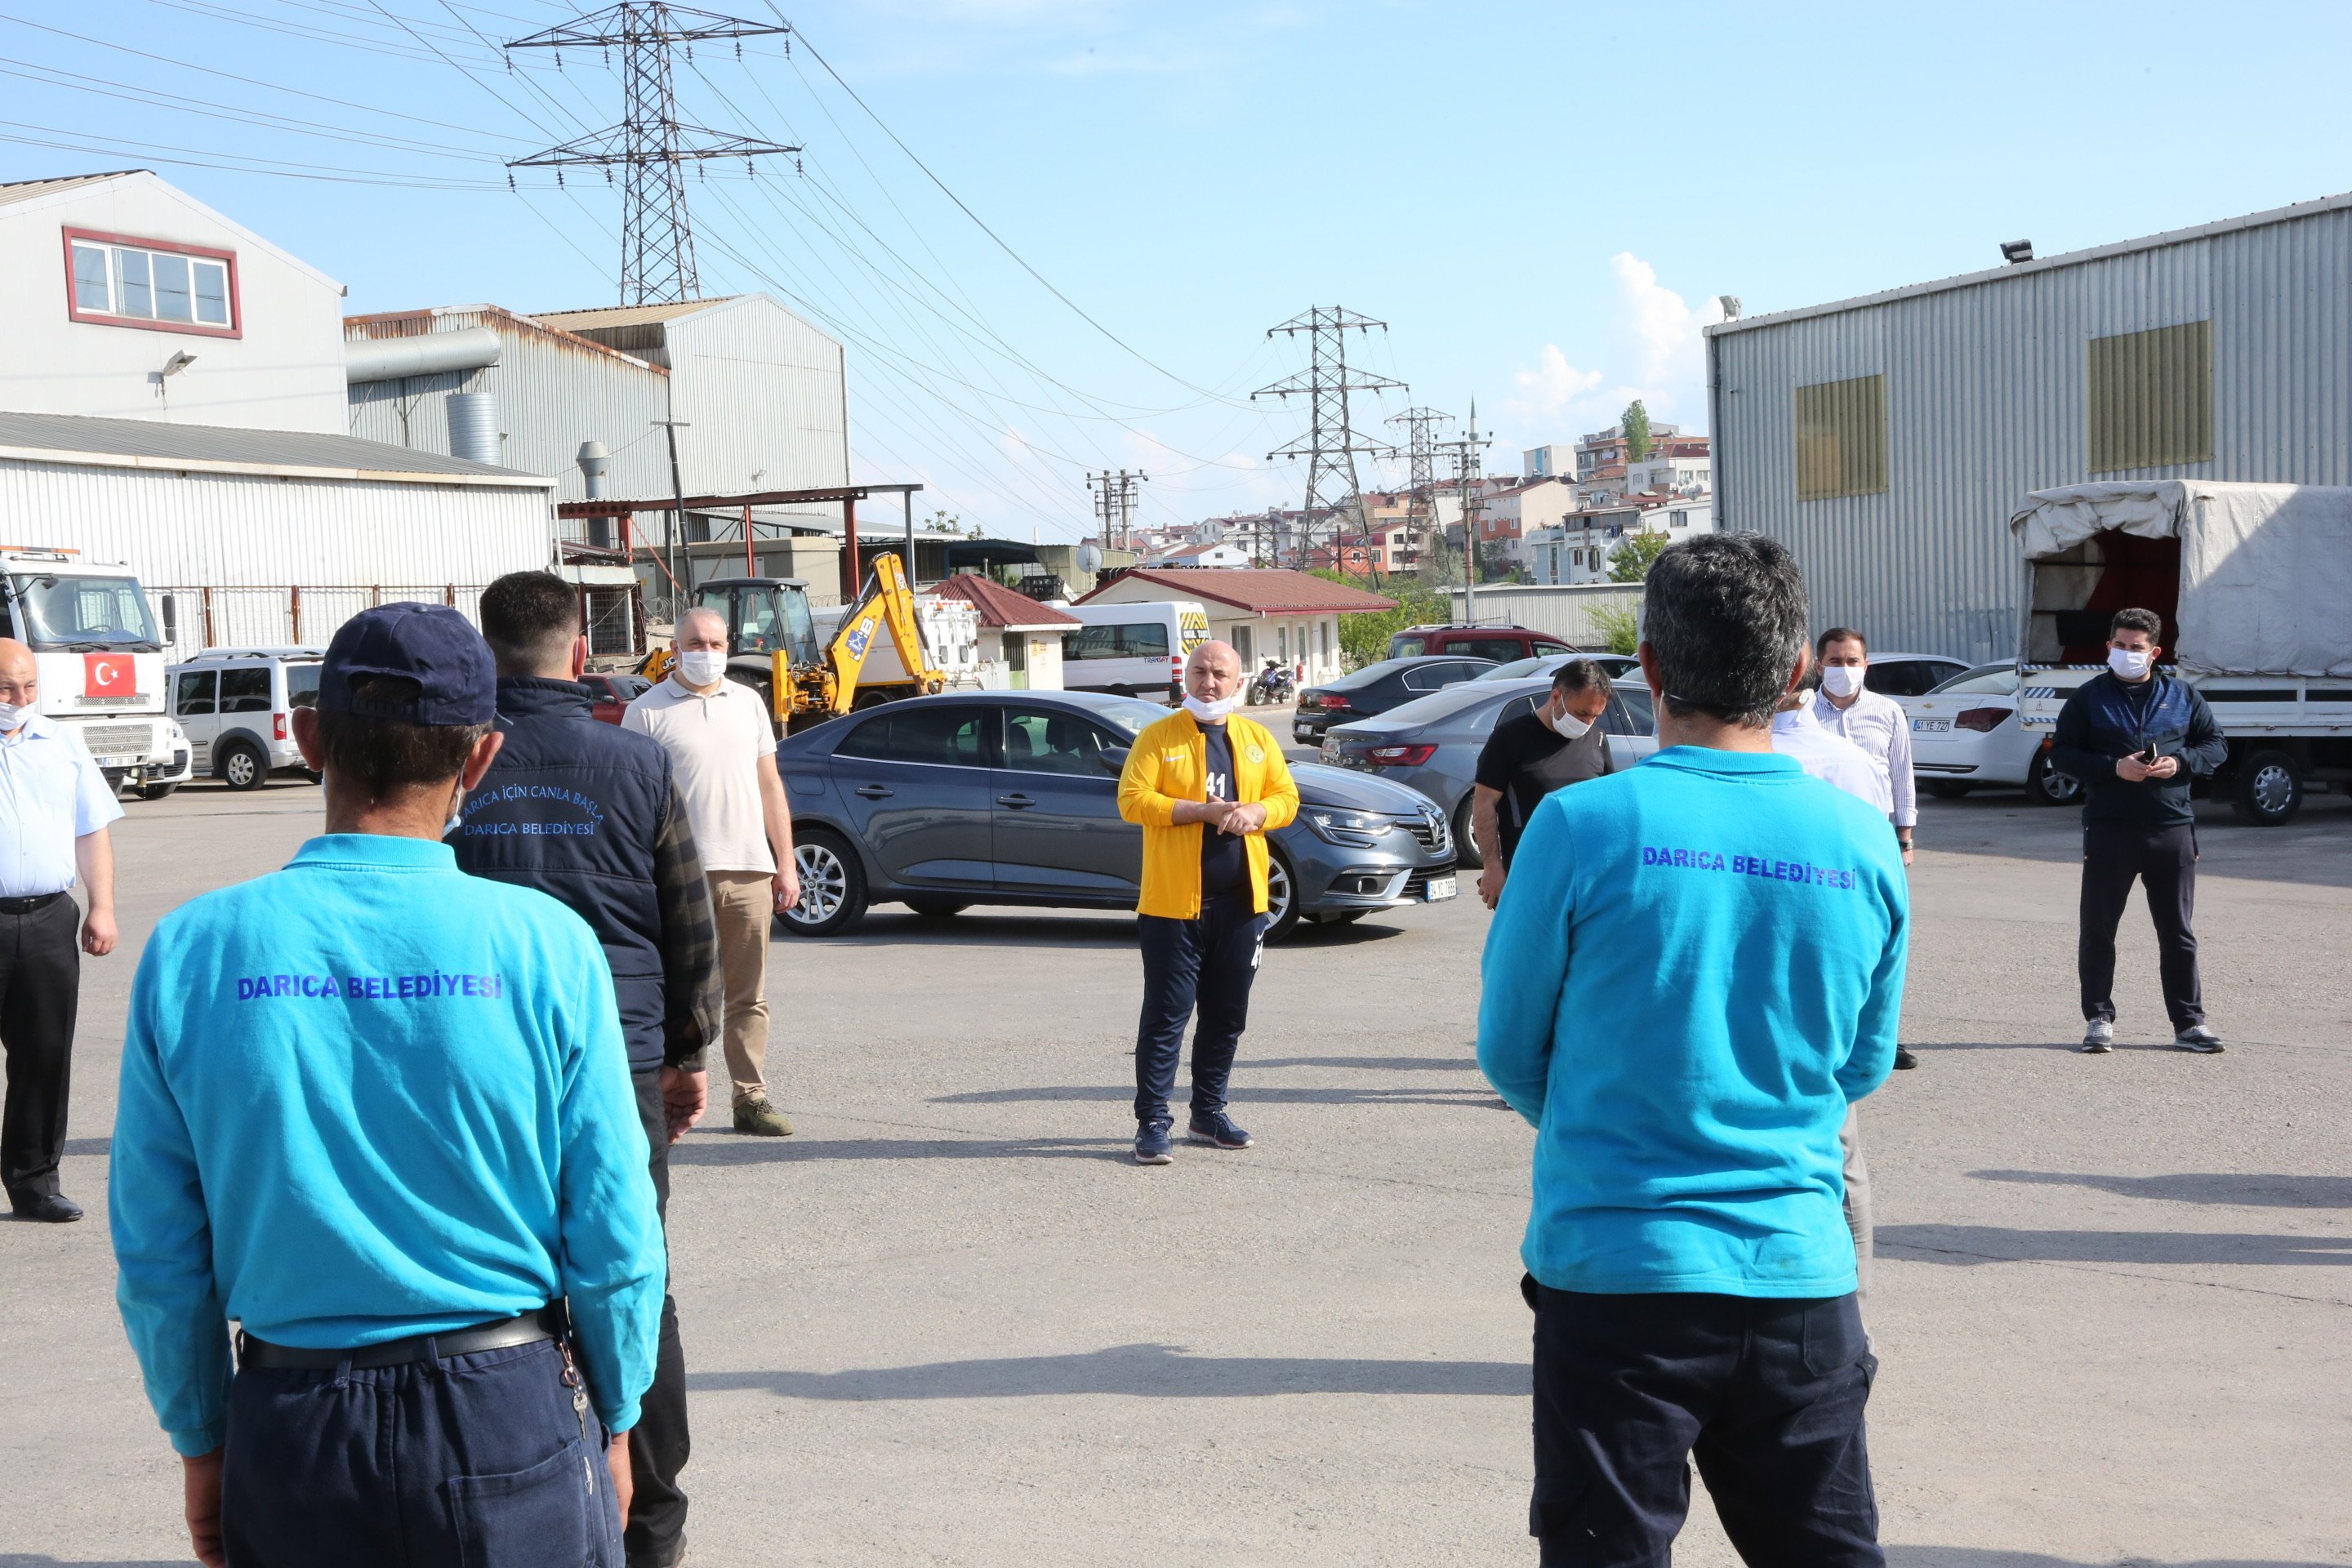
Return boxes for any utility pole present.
[1254,306,1403,576]
[1386,406,1450,576]
[506,4,800,305]
[1435,400,1492,626]
[656,417,692,621]
[1086,470,1147,554]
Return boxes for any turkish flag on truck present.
[84,653,135,697]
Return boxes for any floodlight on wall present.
[161,351,197,376]
[1716,295,1742,320]
[2000,239,2034,265]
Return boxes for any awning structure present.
[559,481,924,598]
[942,539,1042,570]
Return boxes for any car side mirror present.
[1099,746,1129,775]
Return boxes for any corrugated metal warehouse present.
[0,411,555,657]
[1707,190,2352,661]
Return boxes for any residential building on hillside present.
[1575,419,1684,481]
[1526,497,1717,585]
[1474,474,1579,568]
[1147,538,1254,568]
[1522,443,1573,478]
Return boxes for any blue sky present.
[8,1,2351,539]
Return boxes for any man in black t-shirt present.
[1473,659,1613,908]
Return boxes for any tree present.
[1609,528,1670,582]
[1415,530,1463,590]
[1310,571,1448,668]
[1622,399,1651,463]
[1588,599,1641,657]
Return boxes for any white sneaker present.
[2080,1020,2114,1054]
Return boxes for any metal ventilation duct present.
[445,393,501,465]
[345,327,502,384]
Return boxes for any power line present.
[507,3,799,304]
[1086,469,1147,552]
[1254,306,1404,572]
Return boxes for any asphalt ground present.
[4,767,2350,1568]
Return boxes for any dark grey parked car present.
[1292,655,1499,746]
[776,690,1459,940]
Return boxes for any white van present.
[167,646,323,791]
[1063,602,1209,700]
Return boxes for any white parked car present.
[167,646,323,791]
[1907,661,2081,806]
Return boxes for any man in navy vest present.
[451,572,722,1568]
[2049,605,2228,1054]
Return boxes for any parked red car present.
[582,672,650,725]
[1386,624,1578,664]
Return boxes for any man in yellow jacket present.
[1117,639,1301,1165]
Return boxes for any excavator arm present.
[819,551,944,714]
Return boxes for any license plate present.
[97,755,136,766]
[1424,875,1457,902]
[1913,719,1951,733]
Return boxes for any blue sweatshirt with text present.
[110,835,663,1455]
[1477,747,1909,1297]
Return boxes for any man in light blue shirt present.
[0,637,121,1223]
[1479,535,1908,1566]
[110,604,662,1568]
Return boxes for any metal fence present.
[156,584,484,662]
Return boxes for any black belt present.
[237,1308,562,1370]
[0,892,64,915]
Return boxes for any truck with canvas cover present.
[2011,481,2352,825]
[1,549,191,796]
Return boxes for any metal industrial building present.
[1707,190,2352,660]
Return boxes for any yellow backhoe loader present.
[640,551,946,733]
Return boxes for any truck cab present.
[0,549,190,797]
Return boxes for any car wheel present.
[2230,748,2303,826]
[136,782,179,801]
[777,828,868,936]
[903,898,969,918]
[2027,751,2081,808]
[218,739,268,791]
[1262,846,1303,944]
[1450,795,1484,871]
[1926,780,1973,800]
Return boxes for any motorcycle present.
[1247,657,1297,706]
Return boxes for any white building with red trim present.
[1076,568,1396,684]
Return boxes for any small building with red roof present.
[1076,567,1396,686]
[931,571,1082,689]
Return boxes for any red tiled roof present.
[930,572,1081,628]
[1077,568,1398,614]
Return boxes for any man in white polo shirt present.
[626,608,800,1138]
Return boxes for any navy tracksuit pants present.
[222,1339,625,1567]
[2078,822,2203,1030]
[1133,889,1264,1125]
[1526,1278,1882,1566]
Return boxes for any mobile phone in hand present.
[2139,745,2160,765]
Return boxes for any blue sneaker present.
[1134,1120,1174,1165]
[1187,1111,1254,1150]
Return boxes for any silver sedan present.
[1319,675,1657,868]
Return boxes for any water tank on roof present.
[446,393,501,465]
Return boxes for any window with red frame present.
[65,232,238,334]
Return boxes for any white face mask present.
[676,649,728,688]
[1546,706,1592,739]
[0,702,24,732]
[1820,665,1868,700]
[2108,646,2154,681]
[1183,691,1239,724]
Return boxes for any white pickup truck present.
[2011,482,2352,826]
[1,549,192,797]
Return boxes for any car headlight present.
[167,720,184,741]
[1305,808,1396,847]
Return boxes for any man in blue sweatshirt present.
[110,603,663,1568]
[1479,534,1909,1566]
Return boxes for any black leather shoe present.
[12,1193,83,1223]
[1892,1048,1920,1071]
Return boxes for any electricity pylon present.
[1254,307,1403,572]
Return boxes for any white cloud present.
[1503,252,1726,450]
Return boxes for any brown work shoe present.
[732,1097,795,1137]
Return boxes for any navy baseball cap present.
[318,603,497,725]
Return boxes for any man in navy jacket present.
[452,572,722,1568]
[2048,606,2228,1054]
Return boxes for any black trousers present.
[1526,1278,1881,1567]
[628,1071,691,1566]
[1,893,80,1206]
[225,1339,623,1567]
[1133,889,1264,1125]
[2078,822,2202,1030]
